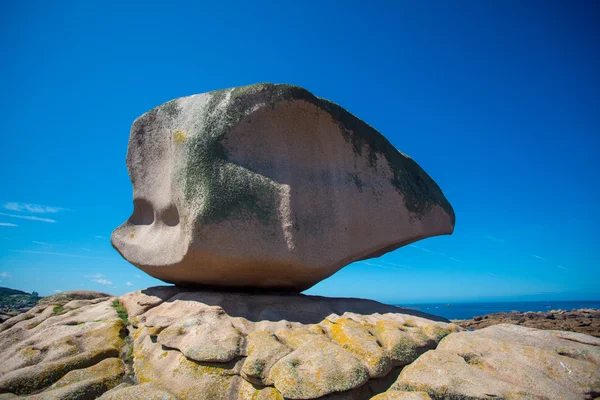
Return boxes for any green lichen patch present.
[160,99,180,119]
[345,173,365,192]
[168,83,453,226]
[181,85,280,226]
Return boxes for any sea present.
[395,300,600,320]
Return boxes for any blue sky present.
[1,1,598,303]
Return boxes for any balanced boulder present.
[111,83,454,290]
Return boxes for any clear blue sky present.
[1,1,598,303]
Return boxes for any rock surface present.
[0,292,126,398]
[111,83,455,291]
[454,308,600,338]
[0,286,458,399]
[380,324,600,399]
[2,287,598,399]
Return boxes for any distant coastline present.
[396,300,600,320]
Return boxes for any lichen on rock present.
[111,83,455,291]
[1,288,599,399]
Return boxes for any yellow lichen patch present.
[274,327,329,349]
[86,319,126,352]
[133,329,241,399]
[371,321,431,366]
[19,346,41,361]
[51,357,124,388]
[0,347,121,395]
[269,340,369,399]
[26,321,42,329]
[238,377,284,400]
[308,324,326,335]
[324,317,391,377]
[252,386,284,400]
[423,325,452,342]
[173,130,186,144]
[371,391,433,400]
[243,330,291,385]
[24,358,126,400]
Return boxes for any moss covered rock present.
[111,83,455,291]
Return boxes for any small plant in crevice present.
[111,299,129,325]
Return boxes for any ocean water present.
[395,300,600,320]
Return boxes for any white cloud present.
[10,250,112,260]
[125,281,134,286]
[84,273,105,279]
[135,274,142,279]
[484,235,505,243]
[80,248,91,251]
[557,265,568,270]
[95,236,106,239]
[0,272,12,278]
[360,262,399,271]
[92,278,113,285]
[532,254,547,261]
[33,241,53,245]
[0,222,18,227]
[382,261,411,268]
[86,272,114,286]
[447,256,465,264]
[408,244,464,264]
[0,212,56,223]
[409,244,433,253]
[3,202,65,214]
[360,261,411,270]
[54,290,62,293]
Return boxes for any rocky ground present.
[453,308,600,337]
[0,288,599,399]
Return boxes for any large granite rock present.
[1,287,599,399]
[381,324,600,399]
[111,83,454,291]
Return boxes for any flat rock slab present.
[111,83,454,291]
[383,323,600,399]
